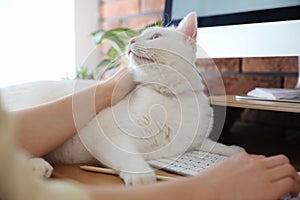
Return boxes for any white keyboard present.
[148,150,300,200]
[280,194,300,200]
[148,150,227,176]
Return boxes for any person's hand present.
[105,66,136,106]
[194,153,300,200]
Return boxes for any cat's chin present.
[129,52,154,66]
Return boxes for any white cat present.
[1,12,244,186]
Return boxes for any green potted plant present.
[76,22,163,80]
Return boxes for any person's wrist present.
[191,174,220,200]
[95,81,114,112]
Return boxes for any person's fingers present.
[268,163,297,182]
[290,175,300,197]
[105,65,129,81]
[248,154,266,159]
[268,161,300,197]
[263,154,290,169]
[272,177,300,198]
[293,174,300,196]
[112,66,127,79]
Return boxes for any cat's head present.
[127,12,201,93]
[127,12,197,68]
[127,12,202,92]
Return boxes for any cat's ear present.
[177,12,197,40]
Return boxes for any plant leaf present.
[92,28,138,45]
[107,47,118,59]
[91,29,106,45]
[108,35,126,53]
[76,66,93,80]
[92,58,121,79]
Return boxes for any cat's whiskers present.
[131,46,161,64]
[141,51,158,64]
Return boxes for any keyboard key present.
[148,150,227,176]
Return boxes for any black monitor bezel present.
[163,0,300,27]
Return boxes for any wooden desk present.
[52,96,300,184]
[52,164,180,186]
[210,95,300,113]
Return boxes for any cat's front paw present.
[119,171,156,186]
[230,145,245,153]
[29,158,53,178]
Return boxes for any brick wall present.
[99,0,165,30]
[198,57,299,95]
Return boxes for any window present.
[0,0,75,87]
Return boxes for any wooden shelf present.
[209,95,300,113]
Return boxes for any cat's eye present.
[150,33,162,40]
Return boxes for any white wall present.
[74,0,99,70]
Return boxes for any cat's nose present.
[129,38,135,44]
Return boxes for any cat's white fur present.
[1,13,244,186]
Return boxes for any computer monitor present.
[163,0,300,87]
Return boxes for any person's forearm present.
[13,66,135,157]
[14,81,114,157]
[86,177,216,200]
